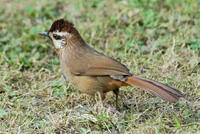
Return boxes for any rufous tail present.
[125,76,184,102]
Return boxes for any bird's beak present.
[38,32,50,38]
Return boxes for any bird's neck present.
[58,35,89,59]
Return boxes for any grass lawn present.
[0,0,199,133]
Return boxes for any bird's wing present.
[70,52,131,79]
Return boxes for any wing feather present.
[70,51,131,77]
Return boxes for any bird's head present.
[39,18,81,50]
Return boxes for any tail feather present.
[125,76,184,102]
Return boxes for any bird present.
[39,18,183,108]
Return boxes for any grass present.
[0,0,199,133]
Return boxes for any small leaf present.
[197,110,200,116]
[10,91,17,97]
[4,86,12,92]
[12,111,17,116]
[80,128,87,134]
[173,116,181,128]
[0,110,7,118]
[24,6,35,14]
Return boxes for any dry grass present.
[0,0,199,133]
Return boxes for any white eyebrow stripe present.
[53,31,71,36]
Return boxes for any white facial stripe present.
[53,31,71,36]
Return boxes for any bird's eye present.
[53,34,61,40]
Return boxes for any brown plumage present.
[39,18,184,107]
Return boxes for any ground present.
[0,0,199,133]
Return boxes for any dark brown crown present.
[49,18,74,33]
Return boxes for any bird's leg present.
[101,93,105,100]
[61,74,66,86]
[113,89,119,109]
[97,92,105,108]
